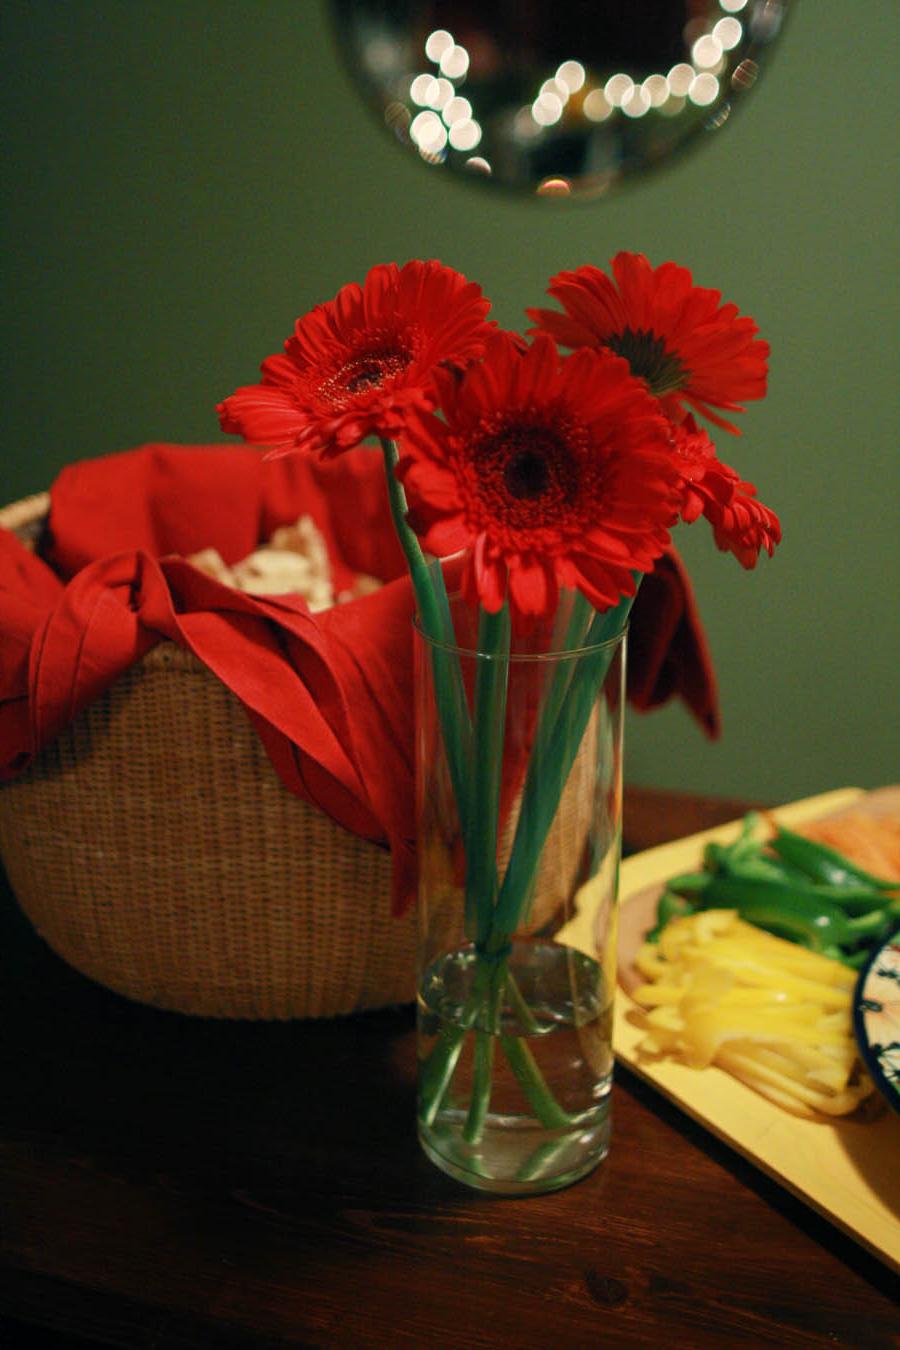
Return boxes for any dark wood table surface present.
[1,787,897,1349]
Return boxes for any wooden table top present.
[1,787,897,1349]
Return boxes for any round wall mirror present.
[329,1,789,199]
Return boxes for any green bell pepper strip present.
[836,946,878,970]
[647,889,698,942]
[700,877,849,951]
[666,871,715,895]
[700,821,893,915]
[703,814,763,866]
[704,845,810,887]
[710,860,891,917]
[698,875,890,954]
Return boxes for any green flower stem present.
[419,956,495,1127]
[379,438,445,640]
[504,964,540,1034]
[499,1034,573,1130]
[420,950,575,1140]
[493,588,636,938]
[462,961,504,1144]
[515,1137,575,1184]
[419,1023,467,1127]
[379,438,472,834]
[462,1034,495,1145]
[477,590,593,939]
[493,644,613,933]
[499,962,572,1130]
[427,553,475,789]
[465,604,510,939]
[538,590,595,736]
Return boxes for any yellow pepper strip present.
[632,983,686,1006]
[629,909,874,1117]
[679,1011,850,1070]
[656,913,857,986]
[643,1005,684,1030]
[677,932,855,974]
[638,1031,680,1055]
[689,959,852,1011]
[717,1045,872,1117]
[634,946,668,981]
[743,1043,855,1094]
[685,985,792,1009]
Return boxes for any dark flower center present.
[606,327,688,397]
[346,361,390,393]
[504,448,551,500]
[469,418,585,538]
[319,345,411,408]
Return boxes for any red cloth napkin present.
[0,444,720,914]
[627,549,720,739]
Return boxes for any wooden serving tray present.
[613,787,900,1273]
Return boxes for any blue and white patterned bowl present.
[853,929,900,1115]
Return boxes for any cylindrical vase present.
[414,601,625,1194]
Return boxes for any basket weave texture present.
[0,494,415,1019]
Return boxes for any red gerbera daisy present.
[528,252,769,434]
[397,331,682,625]
[217,260,492,459]
[673,416,781,568]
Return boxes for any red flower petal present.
[397,331,681,626]
[671,416,781,567]
[528,252,769,436]
[508,553,559,623]
[218,260,493,458]
[216,384,308,446]
[470,533,508,613]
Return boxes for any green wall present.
[2,1,897,804]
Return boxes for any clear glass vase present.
[414,595,625,1194]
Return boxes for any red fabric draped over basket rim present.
[0,444,720,915]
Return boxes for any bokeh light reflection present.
[713,17,744,49]
[556,60,586,93]
[667,63,696,97]
[532,92,564,127]
[410,109,447,153]
[410,74,437,106]
[583,88,613,122]
[622,86,651,119]
[442,96,471,126]
[428,78,454,110]
[439,44,469,80]
[692,35,723,68]
[537,176,571,196]
[332,0,791,198]
[449,118,481,150]
[424,29,454,62]
[604,73,635,107]
[689,72,720,106]
[642,73,670,107]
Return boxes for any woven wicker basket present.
[0,493,600,1020]
[0,492,414,1018]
